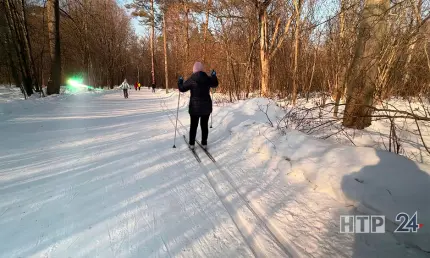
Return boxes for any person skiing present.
[138,82,141,91]
[119,79,131,99]
[152,82,156,93]
[178,61,218,150]
[134,82,138,91]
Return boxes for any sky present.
[118,0,340,38]
[118,0,429,40]
[116,0,147,36]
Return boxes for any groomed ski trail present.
[0,89,256,257]
[161,94,299,257]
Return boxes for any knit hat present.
[193,62,204,73]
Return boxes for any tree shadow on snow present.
[0,91,259,257]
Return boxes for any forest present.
[1,0,429,130]
[2,2,430,256]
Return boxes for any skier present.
[178,61,218,150]
[138,82,141,91]
[119,79,131,99]
[152,82,156,93]
[134,82,138,91]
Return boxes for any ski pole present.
[173,91,181,148]
[210,69,216,128]
[210,90,213,128]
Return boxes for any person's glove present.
[178,76,183,85]
[211,69,216,76]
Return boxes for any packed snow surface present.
[0,89,429,257]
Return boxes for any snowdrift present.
[0,85,106,117]
[274,96,430,165]
[204,97,430,255]
[0,85,25,102]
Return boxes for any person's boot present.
[201,140,207,150]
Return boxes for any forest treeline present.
[0,0,429,129]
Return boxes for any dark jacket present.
[178,71,218,116]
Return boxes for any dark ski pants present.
[123,89,129,98]
[189,115,210,146]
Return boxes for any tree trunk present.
[20,0,39,92]
[306,46,317,101]
[202,0,211,64]
[245,29,258,98]
[334,0,347,117]
[150,0,156,86]
[259,7,269,96]
[1,23,24,98]
[402,0,422,90]
[183,4,190,74]
[163,14,169,93]
[226,51,233,102]
[13,1,33,96]
[173,33,178,78]
[292,0,302,105]
[83,0,90,85]
[343,0,389,129]
[46,0,61,95]
[4,0,34,96]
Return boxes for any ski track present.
[160,91,430,258]
[0,90,254,258]
[3,89,426,257]
[161,95,297,257]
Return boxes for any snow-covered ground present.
[0,85,25,102]
[270,96,430,165]
[0,88,429,257]
[0,85,103,104]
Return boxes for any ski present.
[183,135,201,163]
[195,140,216,163]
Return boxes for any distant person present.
[138,82,141,91]
[152,83,156,93]
[178,62,218,150]
[119,79,131,99]
[134,82,138,91]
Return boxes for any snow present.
[0,85,103,104]
[0,85,25,102]
[0,88,429,257]
[273,96,430,164]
